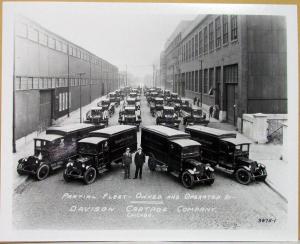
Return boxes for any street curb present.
[14,175,29,192]
[264,179,287,203]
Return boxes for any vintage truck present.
[97,98,115,117]
[156,106,181,129]
[63,125,137,184]
[84,107,109,126]
[17,123,103,180]
[119,106,142,130]
[141,125,215,188]
[182,107,209,126]
[150,97,164,117]
[185,125,267,185]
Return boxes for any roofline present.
[142,126,190,139]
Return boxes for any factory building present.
[161,15,287,125]
[14,16,119,139]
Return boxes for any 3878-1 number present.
[258,218,277,223]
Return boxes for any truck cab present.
[118,106,142,130]
[84,107,109,126]
[156,106,180,129]
[185,125,267,185]
[182,107,208,126]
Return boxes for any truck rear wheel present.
[181,171,194,189]
[148,157,156,171]
[83,167,97,184]
[36,164,50,181]
[235,168,251,185]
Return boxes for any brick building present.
[14,16,119,139]
[161,15,287,125]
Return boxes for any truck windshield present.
[127,100,135,105]
[156,100,163,105]
[126,110,135,115]
[78,143,98,155]
[182,146,199,156]
[164,109,174,115]
[193,110,202,116]
[235,144,249,153]
[91,110,102,116]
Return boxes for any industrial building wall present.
[245,16,287,114]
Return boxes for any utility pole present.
[12,18,16,153]
[67,43,70,117]
[125,65,128,87]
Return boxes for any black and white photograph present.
[1,2,298,242]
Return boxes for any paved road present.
[13,94,287,230]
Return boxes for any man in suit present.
[133,147,146,179]
[122,147,132,179]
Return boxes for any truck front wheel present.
[235,168,251,185]
[181,171,194,189]
[36,163,50,181]
[83,167,97,185]
[63,168,72,182]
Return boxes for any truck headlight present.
[258,163,265,168]
[66,162,73,167]
[82,164,86,168]
[193,167,197,172]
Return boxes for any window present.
[195,71,199,92]
[62,43,67,53]
[209,22,214,51]
[56,40,62,51]
[195,33,198,58]
[49,37,55,49]
[185,73,188,90]
[15,77,21,90]
[28,28,38,42]
[216,67,221,84]
[16,23,27,38]
[199,31,203,56]
[43,78,48,88]
[27,78,33,89]
[74,48,77,57]
[191,37,195,59]
[224,64,238,83]
[204,69,208,93]
[33,78,39,89]
[185,43,188,61]
[199,70,203,93]
[188,40,191,61]
[209,68,214,92]
[48,78,52,88]
[55,78,59,88]
[69,46,73,56]
[191,71,194,91]
[215,17,221,48]
[39,33,48,46]
[204,27,208,54]
[223,15,229,44]
[231,15,238,41]
[189,72,192,90]
[69,92,72,108]
[59,93,62,112]
[20,77,28,90]
[52,78,56,88]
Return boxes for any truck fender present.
[187,169,196,175]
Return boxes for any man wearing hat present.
[133,147,145,179]
[122,147,132,179]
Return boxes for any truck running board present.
[170,171,179,178]
[98,168,109,174]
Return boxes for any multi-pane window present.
[69,92,72,109]
[199,70,203,93]
[209,22,214,51]
[28,28,38,42]
[224,64,238,83]
[231,15,238,40]
[203,69,208,93]
[204,27,208,54]
[199,31,203,56]
[56,40,62,51]
[48,37,55,49]
[215,17,221,48]
[51,78,56,88]
[191,37,195,59]
[185,43,188,61]
[33,78,39,89]
[209,68,214,93]
[69,46,73,56]
[185,73,188,90]
[16,23,27,38]
[20,77,28,90]
[222,15,229,44]
[62,43,68,53]
[191,71,194,91]
[195,34,199,58]
[195,71,199,92]
[188,40,191,61]
[39,33,48,46]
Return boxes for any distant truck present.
[182,107,209,126]
[97,98,115,116]
[118,106,142,130]
[84,107,109,126]
[63,125,137,184]
[141,125,215,188]
[156,106,181,129]
[185,125,267,185]
[17,124,102,181]
[150,97,164,117]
